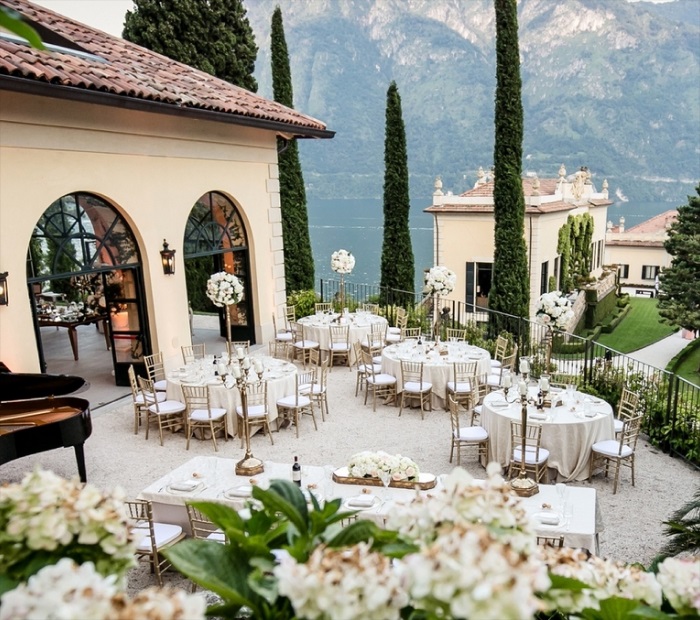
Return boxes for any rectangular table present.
[138,456,600,552]
[38,314,110,360]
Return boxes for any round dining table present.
[166,355,296,437]
[381,340,491,409]
[298,311,388,364]
[480,387,615,481]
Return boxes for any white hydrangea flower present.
[424,266,457,296]
[656,557,700,615]
[275,542,407,620]
[331,249,355,274]
[535,291,574,330]
[206,271,244,307]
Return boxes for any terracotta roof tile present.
[625,209,677,234]
[460,178,561,198]
[0,0,331,136]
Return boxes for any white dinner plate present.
[533,511,562,527]
[490,401,510,409]
[166,480,205,494]
[225,485,253,499]
[342,495,380,511]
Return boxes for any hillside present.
[244,0,699,205]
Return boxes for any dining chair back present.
[128,364,161,435]
[614,388,641,436]
[271,313,293,359]
[181,384,227,451]
[138,376,186,446]
[490,333,510,370]
[315,302,333,313]
[399,360,433,419]
[401,327,422,340]
[309,358,330,420]
[589,412,643,494]
[537,535,565,548]
[290,322,320,368]
[386,311,407,344]
[231,340,250,356]
[125,499,185,586]
[181,343,206,364]
[486,346,518,392]
[361,349,397,411]
[187,504,226,543]
[363,322,386,357]
[236,381,274,447]
[446,360,478,409]
[362,303,379,314]
[284,305,297,329]
[144,351,167,391]
[445,328,467,342]
[276,370,318,437]
[448,396,488,466]
[329,324,351,370]
[508,421,550,484]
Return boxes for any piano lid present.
[0,362,89,402]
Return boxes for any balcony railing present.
[317,278,700,468]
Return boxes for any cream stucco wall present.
[605,244,671,286]
[0,91,286,374]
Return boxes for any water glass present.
[564,503,574,531]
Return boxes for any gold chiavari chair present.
[589,413,643,494]
[236,381,274,446]
[181,343,206,364]
[445,327,467,341]
[448,396,488,467]
[315,302,333,313]
[362,349,397,412]
[398,360,432,419]
[138,376,186,446]
[329,324,351,370]
[508,421,549,484]
[144,351,168,391]
[181,384,227,451]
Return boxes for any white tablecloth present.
[381,340,491,408]
[138,456,599,551]
[481,388,615,482]
[166,356,296,436]
[298,312,387,364]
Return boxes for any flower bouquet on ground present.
[205,271,244,308]
[424,265,457,297]
[347,450,420,482]
[536,290,575,330]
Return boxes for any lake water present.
[308,197,676,292]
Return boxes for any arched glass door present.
[184,192,255,343]
[27,193,149,385]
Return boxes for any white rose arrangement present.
[424,265,457,296]
[331,249,355,275]
[347,450,420,481]
[536,291,575,330]
[206,271,244,307]
[0,467,136,587]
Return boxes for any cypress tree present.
[123,0,258,92]
[271,6,314,292]
[380,81,414,303]
[489,0,530,329]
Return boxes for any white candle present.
[254,359,263,374]
[232,366,242,379]
[519,380,528,396]
[519,358,530,374]
[541,377,549,392]
[237,347,245,360]
[502,374,512,389]
[242,357,251,370]
[217,362,226,376]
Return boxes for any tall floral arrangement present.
[205,271,244,307]
[331,249,355,274]
[0,468,135,592]
[536,290,575,330]
[424,265,456,296]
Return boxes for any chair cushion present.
[149,400,186,414]
[133,522,183,551]
[446,381,473,393]
[457,426,488,441]
[276,395,312,407]
[153,379,168,391]
[276,332,293,342]
[513,446,549,465]
[136,391,166,404]
[367,374,396,386]
[486,374,502,387]
[474,405,483,415]
[190,407,226,421]
[385,334,401,343]
[330,343,349,351]
[206,531,226,543]
[298,383,313,393]
[403,381,432,393]
[236,404,268,418]
[310,384,326,395]
[490,360,502,369]
[613,418,624,433]
[387,327,401,335]
[294,340,320,349]
[372,356,382,365]
[592,440,633,458]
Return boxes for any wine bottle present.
[292,456,301,486]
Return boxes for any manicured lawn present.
[673,341,700,386]
[595,297,676,353]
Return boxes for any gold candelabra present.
[509,372,539,497]
[222,350,264,476]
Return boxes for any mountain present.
[244,0,699,206]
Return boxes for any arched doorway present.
[27,193,150,386]
[184,191,255,344]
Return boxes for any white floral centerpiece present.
[347,450,419,481]
[330,249,355,274]
[0,559,206,620]
[536,290,575,330]
[205,271,244,307]
[0,467,136,588]
[424,265,457,297]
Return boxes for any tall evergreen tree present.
[380,81,414,302]
[123,0,258,92]
[271,6,314,292]
[489,0,530,326]
[658,185,700,335]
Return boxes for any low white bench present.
[635,289,653,298]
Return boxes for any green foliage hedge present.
[585,287,618,329]
[600,304,631,334]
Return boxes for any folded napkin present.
[490,401,509,409]
[347,495,375,508]
[168,480,200,492]
[537,511,561,526]
[584,411,598,418]
[529,413,548,421]
[226,485,253,498]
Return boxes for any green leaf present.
[253,481,308,535]
[0,574,19,597]
[326,518,385,547]
[578,597,650,620]
[0,7,45,49]
[548,573,593,592]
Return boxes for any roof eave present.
[0,74,336,140]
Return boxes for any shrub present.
[286,289,317,318]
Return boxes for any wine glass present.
[555,482,567,511]
[377,469,392,503]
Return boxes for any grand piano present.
[0,362,92,482]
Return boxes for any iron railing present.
[317,278,700,467]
